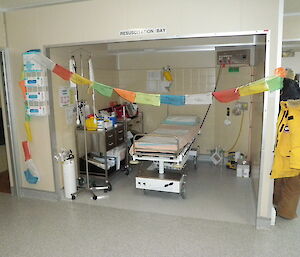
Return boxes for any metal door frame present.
[45,30,278,226]
[0,49,22,196]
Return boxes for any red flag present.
[53,64,73,80]
[212,88,240,103]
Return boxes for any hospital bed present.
[131,116,200,197]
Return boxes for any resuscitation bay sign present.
[119,28,167,37]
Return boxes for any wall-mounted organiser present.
[23,49,49,116]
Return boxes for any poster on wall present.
[59,87,71,107]
[146,70,169,93]
[65,107,76,125]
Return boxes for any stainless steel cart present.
[72,122,129,200]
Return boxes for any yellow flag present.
[238,79,269,97]
[71,73,93,86]
[24,121,32,142]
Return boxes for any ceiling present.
[0,0,88,11]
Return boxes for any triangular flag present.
[93,82,114,97]
[213,88,240,103]
[135,92,160,106]
[114,88,136,103]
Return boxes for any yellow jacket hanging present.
[271,100,300,179]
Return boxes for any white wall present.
[118,51,217,154]
[4,0,283,221]
[282,51,300,73]
[0,13,6,48]
[283,15,300,40]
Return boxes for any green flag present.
[135,92,160,106]
[92,82,113,97]
[266,76,283,92]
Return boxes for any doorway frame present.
[0,49,22,196]
[45,30,278,226]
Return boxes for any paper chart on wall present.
[59,87,71,107]
[146,70,169,93]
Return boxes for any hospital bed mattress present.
[133,123,200,154]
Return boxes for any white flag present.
[31,54,56,71]
[185,93,212,105]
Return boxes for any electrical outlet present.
[236,101,248,110]
[241,102,248,110]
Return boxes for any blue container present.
[109,116,117,125]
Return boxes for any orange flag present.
[114,88,136,103]
[18,80,26,99]
[274,67,287,78]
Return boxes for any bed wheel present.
[180,184,186,199]
[194,156,198,169]
[78,177,85,186]
[92,195,97,200]
[107,182,112,191]
[180,191,185,199]
[124,167,131,175]
[71,194,76,200]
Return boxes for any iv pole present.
[71,50,108,200]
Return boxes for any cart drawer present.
[106,130,116,150]
[116,125,124,136]
[116,134,124,145]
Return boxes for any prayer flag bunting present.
[32,54,56,71]
[238,79,269,96]
[266,76,283,91]
[92,82,114,97]
[213,88,240,103]
[135,92,160,106]
[114,88,136,103]
[53,64,73,81]
[31,54,289,106]
[161,95,185,106]
[71,73,93,86]
[185,93,212,105]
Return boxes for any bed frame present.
[132,133,196,174]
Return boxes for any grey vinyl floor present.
[0,192,299,257]
[73,162,256,225]
[1,162,299,257]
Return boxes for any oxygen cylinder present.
[62,158,77,199]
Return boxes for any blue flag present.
[160,95,185,106]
